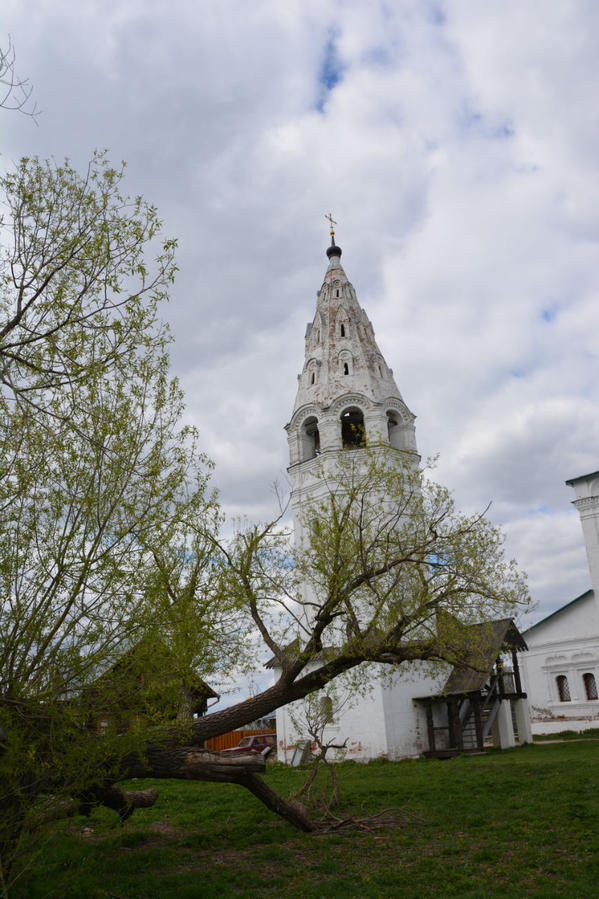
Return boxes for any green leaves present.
[0,154,224,878]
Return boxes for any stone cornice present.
[573,496,599,512]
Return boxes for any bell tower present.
[285,226,419,535]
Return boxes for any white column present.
[514,698,533,745]
[491,700,516,749]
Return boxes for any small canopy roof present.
[442,618,527,695]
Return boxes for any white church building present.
[273,232,532,761]
[519,472,599,734]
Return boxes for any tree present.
[0,154,235,890]
[0,155,530,892]
[0,38,39,119]
[290,684,352,813]
[189,450,529,744]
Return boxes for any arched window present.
[340,323,346,337]
[386,411,402,449]
[556,675,571,702]
[583,672,598,700]
[301,417,320,461]
[339,352,352,376]
[310,372,315,385]
[341,407,365,449]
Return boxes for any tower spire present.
[325,212,342,259]
[286,236,418,462]
[324,212,337,242]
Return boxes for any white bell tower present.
[285,226,419,543]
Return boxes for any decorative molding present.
[573,496,599,511]
[383,398,415,422]
[289,404,324,430]
[329,392,372,415]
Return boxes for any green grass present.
[16,742,599,897]
[533,727,599,741]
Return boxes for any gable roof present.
[565,471,599,486]
[442,618,527,695]
[522,589,594,635]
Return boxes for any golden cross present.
[325,212,337,239]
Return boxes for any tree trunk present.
[115,745,317,833]
[189,656,362,744]
[236,774,316,833]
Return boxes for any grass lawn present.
[16,742,599,898]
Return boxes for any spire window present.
[339,351,352,377]
[341,408,366,449]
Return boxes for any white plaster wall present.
[569,475,599,605]
[381,664,448,759]
[275,673,388,763]
[525,592,599,645]
[519,597,599,729]
[275,661,448,762]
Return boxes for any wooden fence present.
[204,728,275,752]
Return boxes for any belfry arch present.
[386,410,402,449]
[301,416,320,460]
[341,407,365,449]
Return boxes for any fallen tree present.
[0,154,529,892]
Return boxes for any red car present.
[220,733,277,757]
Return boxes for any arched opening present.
[387,411,402,449]
[340,323,345,337]
[343,362,349,375]
[310,372,315,385]
[556,675,571,702]
[341,407,365,449]
[583,672,598,700]
[301,416,320,460]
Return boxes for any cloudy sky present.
[3,1,598,640]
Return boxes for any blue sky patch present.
[541,304,559,323]
[459,104,515,140]
[316,29,343,112]
[528,505,550,516]
[429,2,446,26]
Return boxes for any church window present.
[343,362,349,375]
[340,323,346,337]
[583,673,598,700]
[378,365,383,376]
[301,417,320,460]
[341,407,366,449]
[556,675,571,702]
[336,289,340,297]
[311,372,315,385]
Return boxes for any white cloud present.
[2,0,598,653]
